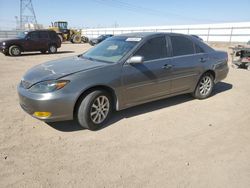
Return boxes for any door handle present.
[200,57,207,63]
[162,64,173,70]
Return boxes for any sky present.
[0,0,250,29]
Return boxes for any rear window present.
[171,36,195,56]
[135,36,168,61]
[49,31,58,39]
[195,43,204,53]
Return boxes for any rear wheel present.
[58,35,63,43]
[9,45,21,56]
[81,36,89,43]
[48,45,57,54]
[71,34,81,43]
[193,73,214,99]
[77,90,112,130]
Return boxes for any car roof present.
[118,32,189,38]
[25,29,55,33]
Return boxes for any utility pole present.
[20,0,37,30]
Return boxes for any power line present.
[92,0,218,23]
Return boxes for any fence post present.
[229,27,234,43]
[207,28,210,42]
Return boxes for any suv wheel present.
[193,73,214,99]
[77,90,112,130]
[9,45,21,56]
[48,45,57,54]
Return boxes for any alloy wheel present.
[199,75,212,96]
[12,47,20,56]
[90,95,110,124]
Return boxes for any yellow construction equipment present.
[49,21,88,43]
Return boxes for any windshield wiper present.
[81,56,113,64]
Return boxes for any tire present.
[192,73,214,99]
[48,45,57,54]
[81,36,89,43]
[77,90,112,130]
[58,35,63,43]
[71,34,81,43]
[9,45,21,56]
[40,50,47,54]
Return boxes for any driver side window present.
[134,36,168,61]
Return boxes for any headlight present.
[2,42,5,46]
[29,80,69,93]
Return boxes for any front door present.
[24,32,40,51]
[122,35,172,108]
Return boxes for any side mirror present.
[127,56,144,64]
[26,36,31,40]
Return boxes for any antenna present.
[20,0,37,29]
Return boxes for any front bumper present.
[0,45,7,54]
[17,84,75,122]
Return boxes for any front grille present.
[21,80,32,89]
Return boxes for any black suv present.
[89,34,113,46]
[0,30,61,56]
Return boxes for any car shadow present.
[212,81,233,96]
[16,51,75,56]
[47,82,233,132]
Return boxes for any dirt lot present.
[0,43,250,188]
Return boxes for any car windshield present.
[82,36,141,63]
[17,31,28,38]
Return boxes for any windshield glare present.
[17,31,28,39]
[82,36,140,63]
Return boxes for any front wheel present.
[193,73,214,99]
[9,45,21,56]
[48,45,57,54]
[77,90,112,130]
[71,34,82,43]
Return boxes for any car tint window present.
[29,32,39,40]
[171,36,195,56]
[49,32,57,39]
[135,36,168,61]
[40,32,49,39]
[195,43,204,53]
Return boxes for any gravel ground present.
[0,43,250,188]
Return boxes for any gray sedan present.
[18,32,229,130]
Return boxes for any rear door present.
[23,31,40,51]
[168,35,204,93]
[39,31,50,50]
[122,35,172,107]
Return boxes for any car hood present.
[22,56,108,87]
